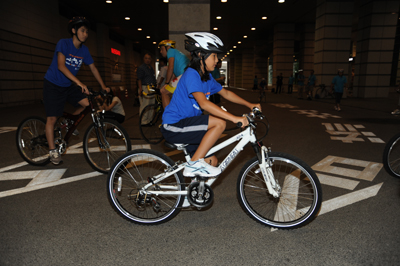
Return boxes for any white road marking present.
[0,171,102,198]
[316,173,359,190]
[368,137,385,143]
[0,127,17,134]
[322,123,384,143]
[312,155,383,181]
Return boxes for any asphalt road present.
[1,88,399,265]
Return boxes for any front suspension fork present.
[258,146,280,198]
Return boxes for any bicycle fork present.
[258,146,281,198]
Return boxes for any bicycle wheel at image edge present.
[237,152,322,229]
[107,149,185,225]
[16,116,50,165]
[139,103,164,144]
[83,119,131,173]
[383,132,400,178]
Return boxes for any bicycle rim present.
[237,152,322,229]
[84,120,131,173]
[107,149,184,225]
[384,134,400,177]
[139,104,164,144]
[16,117,50,165]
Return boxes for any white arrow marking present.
[0,127,17,134]
[0,171,102,198]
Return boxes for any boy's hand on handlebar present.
[77,83,89,95]
[250,103,262,112]
[235,116,249,128]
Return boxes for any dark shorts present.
[160,115,209,156]
[43,79,86,117]
[335,92,343,104]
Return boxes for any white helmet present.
[185,32,225,54]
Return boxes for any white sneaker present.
[183,159,221,177]
[49,149,62,165]
[391,109,400,115]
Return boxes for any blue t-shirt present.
[308,74,316,85]
[332,75,347,93]
[288,76,294,85]
[44,38,94,87]
[297,74,305,86]
[162,68,222,125]
[167,48,189,77]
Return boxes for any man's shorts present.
[43,79,86,117]
[164,74,182,94]
[160,115,209,156]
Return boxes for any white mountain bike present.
[107,108,322,229]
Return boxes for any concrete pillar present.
[254,42,269,85]
[353,0,399,97]
[96,23,111,87]
[314,0,353,87]
[234,55,242,87]
[168,0,210,57]
[229,58,235,87]
[273,23,295,90]
[242,49,254,89]
[302,24,316,74]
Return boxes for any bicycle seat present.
[164,141,188,151]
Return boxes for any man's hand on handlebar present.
[77,82,89,95]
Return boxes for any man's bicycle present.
[107,108,322,229]
[16,88,131,173]
[315,84,334,99]
[139,85,164,144]
[383,132,400,178]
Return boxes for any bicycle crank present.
[187,181,214,208]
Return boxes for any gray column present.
[168,0,210,57]
[314,0,353,87]
[273,23,295,90]
[353,0,399,97]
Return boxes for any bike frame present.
[139,125,261,196]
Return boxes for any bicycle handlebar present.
[237,107,264,128]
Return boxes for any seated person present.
[160,32,261,177]
[97,87,125,124]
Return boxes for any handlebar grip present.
[236,122,242,128]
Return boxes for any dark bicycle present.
[16,88,131,173]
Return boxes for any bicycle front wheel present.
[83,119,131,173]
[139,103,164,144]
[107,149,184,225]
[16,116,50,165]
[383,133,400,178]
[237,152,322,229]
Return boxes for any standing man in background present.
[137,53,157,123]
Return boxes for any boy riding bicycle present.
[160,32,260,177]
[43,17,108,165]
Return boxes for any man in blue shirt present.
[331,69,347,111]
[159,40,190,108]
[43,17,108,165]
[297,69,305,99]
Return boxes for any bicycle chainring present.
[187,181,214,208]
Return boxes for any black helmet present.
[184,32,225,54]
[68,17,90,35]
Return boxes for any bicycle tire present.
[107,149,185,225]
[16,116,50,165]
[83,118,131,173]
[383,132,400,178]
[139,103,164,144]
[237,152,322,229]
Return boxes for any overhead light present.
[262,17,267,20]
[125,17,130,20]
[106,0,112,3]
[216,16,222,19]
[153,42,157,44]
[238,41,241,44]
[278,0,285,3]
[163,0,169,2]
[213,27,218,30]
[233,46,237,48]
[138,28,142,31]
[227,52,230,55]
[243,36,248,38]
[230,49,233,52]
[146,36,151,39]
[251,28,256,30]
[221,0,227,2]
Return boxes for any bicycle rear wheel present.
[237,152,322,229]
[383,133,400,178]
[107,149,184,225]
[16,116,50,165]
[83,119,131,173]
[139,103,164,144]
